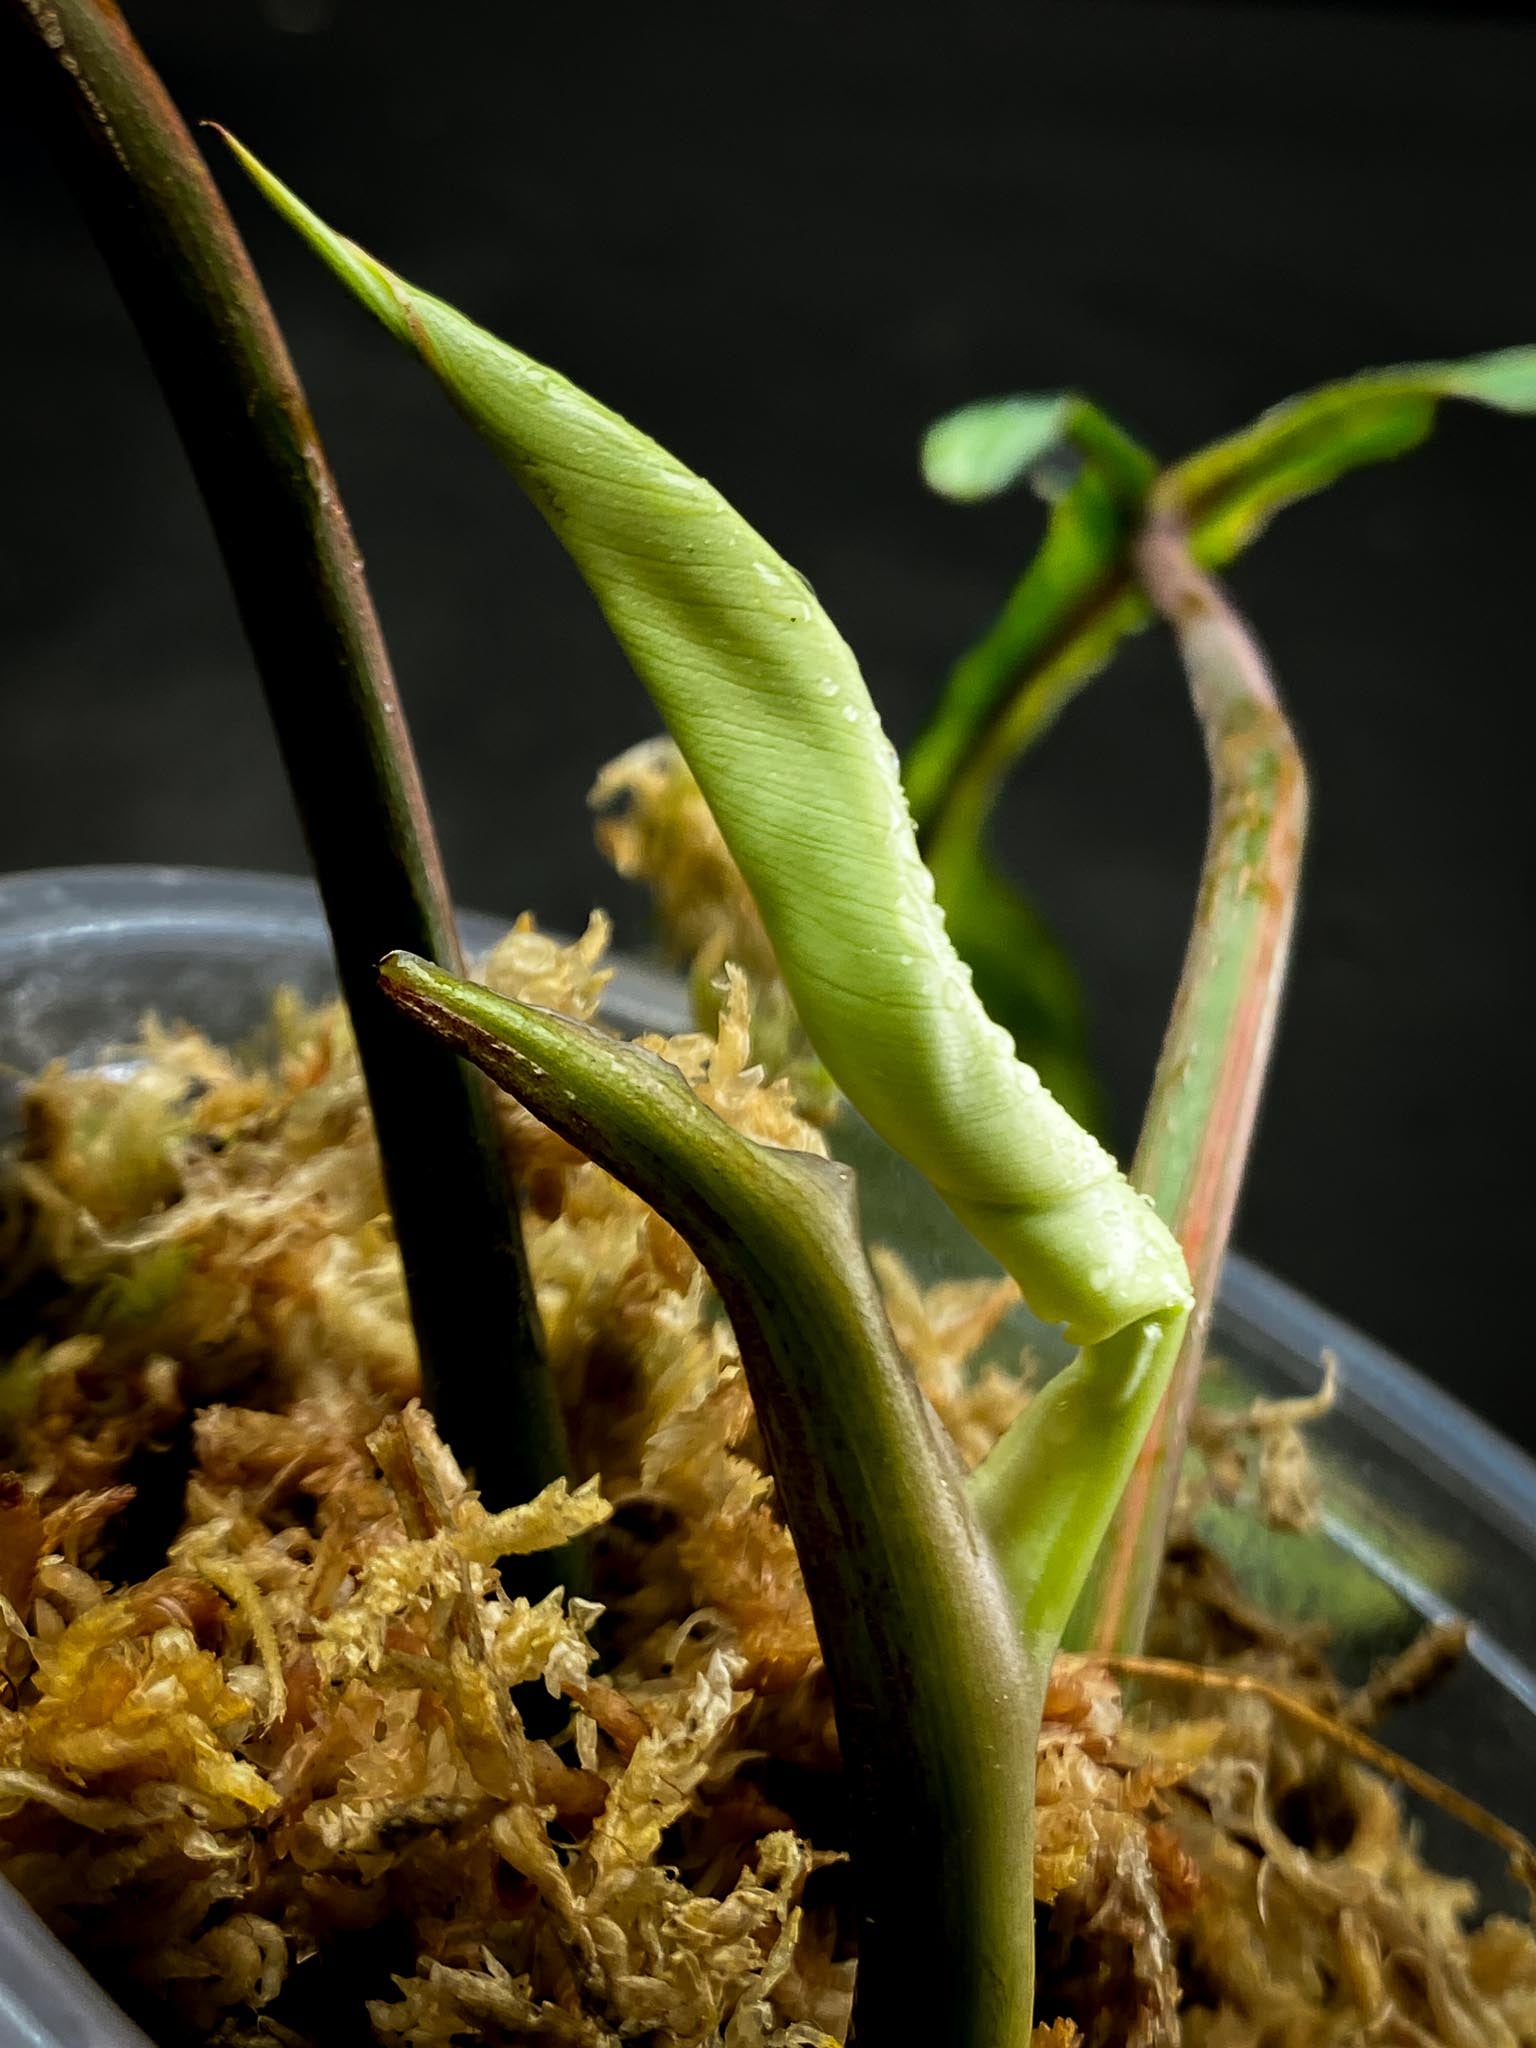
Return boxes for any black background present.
[2,2,1532,1442]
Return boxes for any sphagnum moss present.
[3,887,1534,2046]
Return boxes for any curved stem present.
[969,1307,1189,1655]
[380,956,1045,2046]
[1072,509,1308,1652]
[4,0,563,1517]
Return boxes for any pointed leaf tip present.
[219,131,412,344]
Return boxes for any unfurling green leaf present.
[927,826,1106,1134]
[921,393,1073,501]
[922,390,1155,507]
[1172,347,1536,560]
[906,347,1532,1163]
[378,953,1044,2046]
[911,345,1536,842]
[235,130,1194,1688]
[227,133,1190,1355]
[923,393,1077,501]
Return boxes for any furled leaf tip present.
[213,127,410,345]
[1445,345,1536,412]
[921,394,1073,502]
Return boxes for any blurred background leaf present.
[910,346,1536,1143]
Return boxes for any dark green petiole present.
[379,952,1045,2046]
[4,0,565,1519]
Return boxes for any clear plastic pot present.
[1,866,1532,2047]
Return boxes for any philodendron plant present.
[9,0,1536,2040]
[222,144,1536,2039]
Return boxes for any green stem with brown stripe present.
[1072,509,1307,1651]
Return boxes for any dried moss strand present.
[1104,1653,1536,1901]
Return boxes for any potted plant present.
[1,4,1533,2043]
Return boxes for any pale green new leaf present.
[929,825,1107,1134]
[228,134,1190,1352]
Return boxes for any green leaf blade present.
[921,393,1076,501]
[1445,344,1536,409]
[909,342,1536,848]
[1172,380,1442,562]
[233,136,1192,1354]
[904,452,1154,830]
[926,830,1107,1135]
